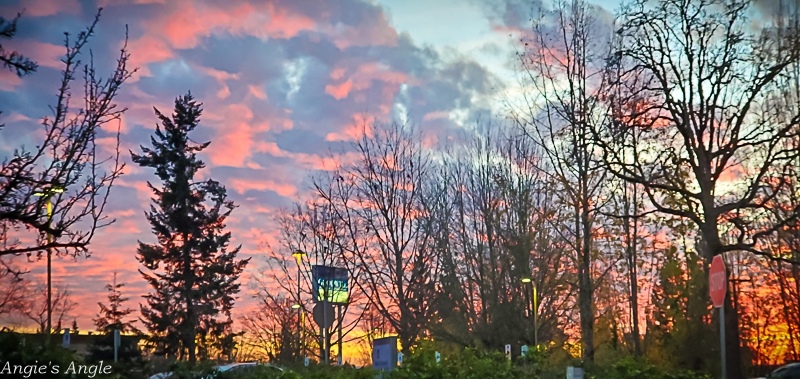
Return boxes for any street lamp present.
[34,186,64,348]
[521,277,538,348]
[292,250,306,360]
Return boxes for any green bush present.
[390,342,519,379]
[0,332,90,378]
[585,358,712,379]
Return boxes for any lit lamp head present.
[521,277,532,284]
[292,249,306,260]
[291,303,301,309]
[34,186,65,197]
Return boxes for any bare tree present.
[595,0,800,376]
[240,291,304,363]
[0,8,133,260]
[314,121,438,351]
[509,0,614,361]
[0,264,26,316]
[255,196,371,363]
[19,282,77,334]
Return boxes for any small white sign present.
[435,351,441,363]
[304,357,309,367]
[62,328,70,348]
[567,367,584,379]
[521,345,528,357]
[505,344,511,360]
[397,352,403,364]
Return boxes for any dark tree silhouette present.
[93,271,138,334]
[133,92,249,362]
[0,13,37,79]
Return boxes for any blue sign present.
[372,336,397,371]
[312,265,349,304]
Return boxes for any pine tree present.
[132,92,249,362]
[90,273,144,365]
[94,272,138,334]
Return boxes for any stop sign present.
[709,255,727,308]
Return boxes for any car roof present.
[773,363,800,375]
[216,362,259,371]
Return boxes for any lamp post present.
[521,277,538,348]
[34,186,64,348]
[292,250,306,361]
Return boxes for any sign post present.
[113,330,121,362]
[372,336,398,372]
[710,255,727,379]
[504,344,511,361]
[62,328,70,348]
[312,265,349,365]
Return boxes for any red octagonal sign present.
[709,255,727,308]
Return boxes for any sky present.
[0,0,620,333]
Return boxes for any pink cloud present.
[0,40,63,77]
[0,69,22,91]
[248,85,268,100]
[321,11,398,50]
[6,0,81,17]
[229,178,296,197]
[325,79,353,100]
[325,113,374,142]
[330,67,346,80]
[127,36,174,80]
[423,111,449,121]
[147,2,316,50]
[324,62,412,100]
[204,104,279,167]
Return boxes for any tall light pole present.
[292,250,306,361]
[34,186,64,348]
[521,277,538,348]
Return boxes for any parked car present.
[212,362,284,377]
[759,362,800,379]
[148,362,283,379]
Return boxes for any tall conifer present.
[133,92,248,362]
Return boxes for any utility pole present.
[34,186,64,348]
[292,250,306,361]
[521,277,538,347]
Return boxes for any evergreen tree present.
[132,92,248,362]
[94,272,138,334]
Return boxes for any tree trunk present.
[724,271,742,379]
[579,205,594,362]
[184,232,196,363]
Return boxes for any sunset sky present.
[0,0,627,331]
